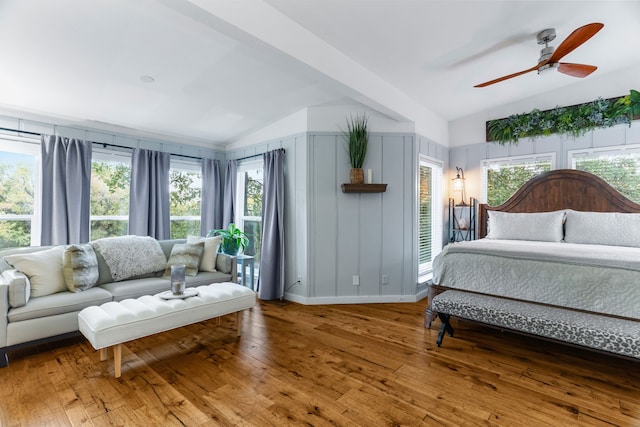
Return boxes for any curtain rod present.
[234,153,263,162]
[0,126,40,137]
[233,148,284,162]
[0,126,202,160]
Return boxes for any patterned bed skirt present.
[432,290,640,359]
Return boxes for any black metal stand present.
[436,313,454,347]
[449,197,477,242]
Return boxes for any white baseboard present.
[284,291,429,305]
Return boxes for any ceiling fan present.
[474,22,604,88]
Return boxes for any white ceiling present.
[1,1,639,147]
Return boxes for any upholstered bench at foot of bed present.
[78,282,256,377]
[432,290,640,359]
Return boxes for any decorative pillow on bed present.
[163,242,205,277]
[486,210,565,242]
[564,210,640,247]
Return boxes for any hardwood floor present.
[1,300,638,426]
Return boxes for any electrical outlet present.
[382,275,389,285]
[352,275,360,286]
[297,275,302,283]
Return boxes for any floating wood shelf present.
[341,183,388,193]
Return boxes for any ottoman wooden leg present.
[113,344,122,378]
[99,347,108,361]
[236,311,242,337]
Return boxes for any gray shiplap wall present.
[289,132,447,304]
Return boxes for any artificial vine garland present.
[487,89,640,145]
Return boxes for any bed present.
[425,169,640,359]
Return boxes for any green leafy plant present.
[345,113,369,168]
[207,223,249,255]
[487,90,640,145]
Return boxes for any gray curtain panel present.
[222,159,237,228]
[40,134,92,245]
[200,158,224,235]
[128,148,171,239]
[257,149,285,300]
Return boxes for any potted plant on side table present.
[207,223,249,255]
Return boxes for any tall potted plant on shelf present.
[207,223,249,256]
[345,113,368,184]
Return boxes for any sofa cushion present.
[4,246,67,297]
[63,244,99,292]
[7,287,112,323]
[187,235,222,272]
[163,242,204,277]
[3,269,30,308]
[91,236,167,282]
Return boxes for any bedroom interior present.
[1,1,640,425]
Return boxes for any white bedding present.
[432,239,640,320]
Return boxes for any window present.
[170,158,202,239]
[418,156,443,280]
[90,150,131,240]
[236,160,263,264]
[482,154,555,206]
[569,145,640,204]
[0,137,41,247]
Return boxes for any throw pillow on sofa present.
[91,235,167,282]
[187,235,222,272]
[63,244,99,292]
[163,242,205,277]
[4,246,66,297]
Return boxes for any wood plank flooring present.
[1,300,638,426]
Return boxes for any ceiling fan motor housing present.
[538,46,555,63]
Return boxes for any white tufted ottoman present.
[78,282,256,377]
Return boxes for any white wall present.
[0,114,224,160]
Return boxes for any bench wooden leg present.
[99,347,108,361]
[236,311,242,337]
[113,344,122,378]
[436,313,454,347]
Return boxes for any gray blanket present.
[432,239,640,320]
[441,239,640,272]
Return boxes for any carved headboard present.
[478,169,640,238]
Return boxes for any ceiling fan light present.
[537,63,559,75]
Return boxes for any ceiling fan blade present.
[557,62,598,78]
[474,64,540,88]
[548,23,604,63]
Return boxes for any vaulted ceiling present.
[1,1,639,146]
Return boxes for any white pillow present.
[564,210,640,247]
[187,235,222,272]
[4,246,66,297]
[486,210,565,242]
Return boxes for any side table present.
[234,255,255,290]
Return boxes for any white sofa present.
[0,237,237,367]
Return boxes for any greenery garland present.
[487,89,640,145]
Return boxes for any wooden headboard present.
[478,169,640,238]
